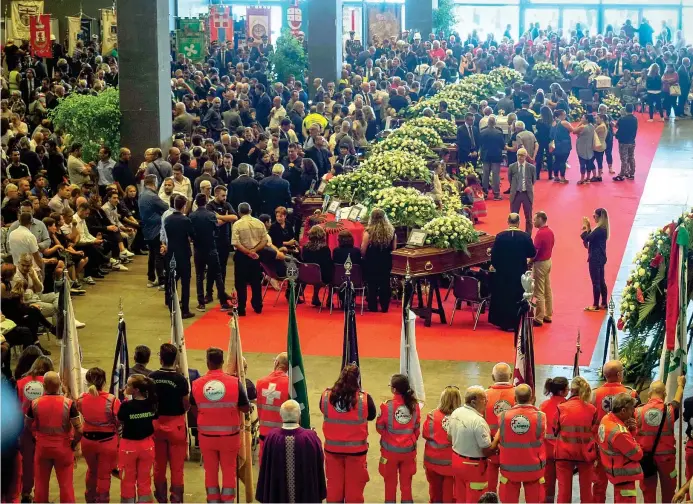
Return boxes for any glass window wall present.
[453,5,520,41]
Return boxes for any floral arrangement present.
[392,125,443,148]
[439,179,462,215]
[370,136,436,159]
[324,169,392,203]
[456,162,479,184]
[407,116,457,138]
[533,62,563,81]
[568,95,586,122]
[575,60,600,81]
[602,93,624,118]
[422,214,479,253]
[372,187,439,228]
[488,67,524,88]
[360,151,431,182]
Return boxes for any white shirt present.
[8,225,39,267]
[448,404,492,458]
[71,214,96,244]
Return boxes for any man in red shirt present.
[531,211,555,327]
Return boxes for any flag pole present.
[343,254,353,367]
[403,259,412,377]
[286,257,299,390]
[573,329,581,378]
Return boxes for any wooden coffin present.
[294,196,324,221]
[391,234,495,277]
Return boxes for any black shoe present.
[237,310,246,316]
[92,272,105,279]
[196,304,206,312]
[181,312,195,319]
[612,175,625,181]
[203,295,213,304]
[503,188,511,194]
[626,175,634,180]
[253,307,263,314]
[98,268,111,275]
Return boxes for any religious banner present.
[176,17,205,63]
[9,0,44,41]
[80,18,92,43]
[101,9,118,56]
[209,5,233,43]
[366,4,401,45]
[29,14,51,57]
[287,1,302,36]
[67,16,82,56]
[246,7,271,44]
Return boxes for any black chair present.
[297,262,329,313]
[329,263,367,315]
[448,275,490,330]
[260,261,288,306]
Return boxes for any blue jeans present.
[552,152,570,178]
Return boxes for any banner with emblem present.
[29,14,51,57]
[287,267,310,428]
[366,4,401,47]
[101,9,117,56]
[246,7,271,44]
[176,17,205,63]
[209,5,233,43]
[287,1,302,36]
[9,0,44,41]
[67,16,82,56]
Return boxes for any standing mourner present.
[531,211,554,326]
[581,208,609,312]
[231,202,266,316]
[613,104,638,182]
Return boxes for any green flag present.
[287,283,310,428]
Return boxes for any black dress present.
[364,238,394,312]
[332,246,362,265]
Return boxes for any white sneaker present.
[120,250,135,258]
[109,257,120,266]
[112,263,129,272]
[83,276,96,285]
[75,319,86,329]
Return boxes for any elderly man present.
[268,96,287,130]
[508,148,536,233]
[145,148,173,188]
[259,164,292,216]
[231,202,266,316]
[256,400,327,503]
[479,116,505,200]
[202,97,224,141]
[172,102,194,137]
[448,386,498,503]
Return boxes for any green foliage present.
[270,29,307,83]
[432,0,458,37]
[48,88,121,163]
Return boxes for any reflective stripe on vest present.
[321,390,369,453]
[425,412,452,450]
[198,425,241,433]
[321,393,365,425]
[78,394,116,428]
[33,396,71,435]
[500,462,545,473]
[606,466,643,477]
[424,454,452,466]
[198,401,238,409]
[499,409,544,449]
[381,440,416,453]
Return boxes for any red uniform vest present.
[485,383,515,436]
[592,382,637,422]
[16,375,45,414]
[376,394,420,455]
[77,391,119,434]
[498,404,546,482]
[256,370,289,438]
[555,396,597,462]
[192,369,240,436]
[539,395,565,457]
[319,389,369,454]
[598,412,643,483]
[423,409,453,468]
[634,398,676,455]
[31,395,73,442]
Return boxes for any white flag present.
[400,309,425,404]
[59,279,84,400]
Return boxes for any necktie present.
[520,164,526,191]
[468,125,475,149]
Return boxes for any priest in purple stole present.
[255,400,327,503]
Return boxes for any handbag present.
[669,84,682,97]
[593,130,604,151]
[639,406,668,478]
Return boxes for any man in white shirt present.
[170,163,192,204]
[102,190,136,246]
[158,177,176,203]
[48,182,72,213]
[448,386,499,503]
[8,212,42,268]
[96,146,116,192]
[268,96,287,130]
[512,48,529,76]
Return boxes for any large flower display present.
[532,62,563,81]
[422,214,479,252]
[568,95,586,122]
[406,116,457,138]
[370,136,437,159]
[372,187,439,228]
[602,93,624,119]
[390,125,443,149]
[360,151,431,182]
[324,170,392,203]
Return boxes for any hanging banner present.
[67,16,82,56]
[209,6,233,43]
[246,7,271,44]
[101,9,117,56]
[9,0,44,41]
[29,14,51,57]
[287,3,302,36]
[80,18,92,43]
[176,18,205,63]
[367,4,401,46]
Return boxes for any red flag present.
[30,15,52,58]
[209,6,233,43]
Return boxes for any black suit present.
[254,93,272,128]
[259,174,292,216]
[229,175,260,214]
[516,109,537,133]
[304,146,331,177]
[215,167,238,186]
[456,123,480,165]
[20,78,40,105]
[164,211,195,314]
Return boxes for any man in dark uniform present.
[163,195,195,319]
[206,185,237,288]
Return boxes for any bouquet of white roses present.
[360,151,431,182]
[602,93,624,118]
[370,136,436,159]
[392,125,443,148]
[489,67,524,88]
[568,95,586,122]
[457,163,479,183]
[372,187,439,228]
[407,97,467,119]
[325,170,392,203]
[407,116,457,138]
[533,62,563,81]
[422,214,479,253]
[439,179,462,215]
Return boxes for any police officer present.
[319,364,376,503]
[191,347,250,503]
[256,352,290,465]
[485,362,515,493]
[25,371,82,504]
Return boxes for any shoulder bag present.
[640,405,668,478]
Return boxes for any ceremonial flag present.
[572,331,581,378]
[67,16,82,56]
[287,282,310,428]
[176,18,205,63]
[400,279,425,404]
[209,6,233,43]
[101,9,117,56]
[170,261,192,458]
[666,224,690,350]
[225,311,255,502]
[246,7,271,43]
[10,0,43,41]
[513,274,535,392]
[29,15,51,57]
[109,313,129,400]
[341,256,360,370]
[602,300,619,368]
[58,275,84,400]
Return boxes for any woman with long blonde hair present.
[555,376,597,502]
[361,209,396,313]
[581,207,609,311]
[423,386,463,503]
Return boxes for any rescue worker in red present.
[24,371,82,504]
[77,367,121,503]
[591,359,639,502]
[118,374,158,503]
[255,352,289,465]
[634,375,685,503]
[683,391,693,480]
[539,376,568,502]
[319,364,376,503]
[484,362,515,493]
[376,373,421,503]
[191,347,250,503]
[493,383,547,503]
[16,354,53,502]
[423,386,462,503]
[597,392,643,503]
[150,343,190,503]
[554,376,598,503]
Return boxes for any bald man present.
[634,376,684,503]
[591,360,639,502]
[255,353,290,466]
[25,372,82,503]
[484,362,516,493]
[508,147,536,233]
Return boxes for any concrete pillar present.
[405,0,433,38]
[306,0,342,86]
[117,0,172,165]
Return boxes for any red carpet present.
[186,117,664,366]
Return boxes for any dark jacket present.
[615,113,638,144]
[259,175,292,216]
[479,127,506,163]
[163,211,195,260]
[456,123,480,162]
[581,226,608,265]
[189,207,218,252]
[229,175,260,214]
[301,246,333,284]
[216,167,238,186]
[516,109,537,133]
[139,187,169,241]
[254,93,272,128]
[281,157,304,197]
[304,147,331,178]
[333,246,362,265]
[113,160,136,191]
